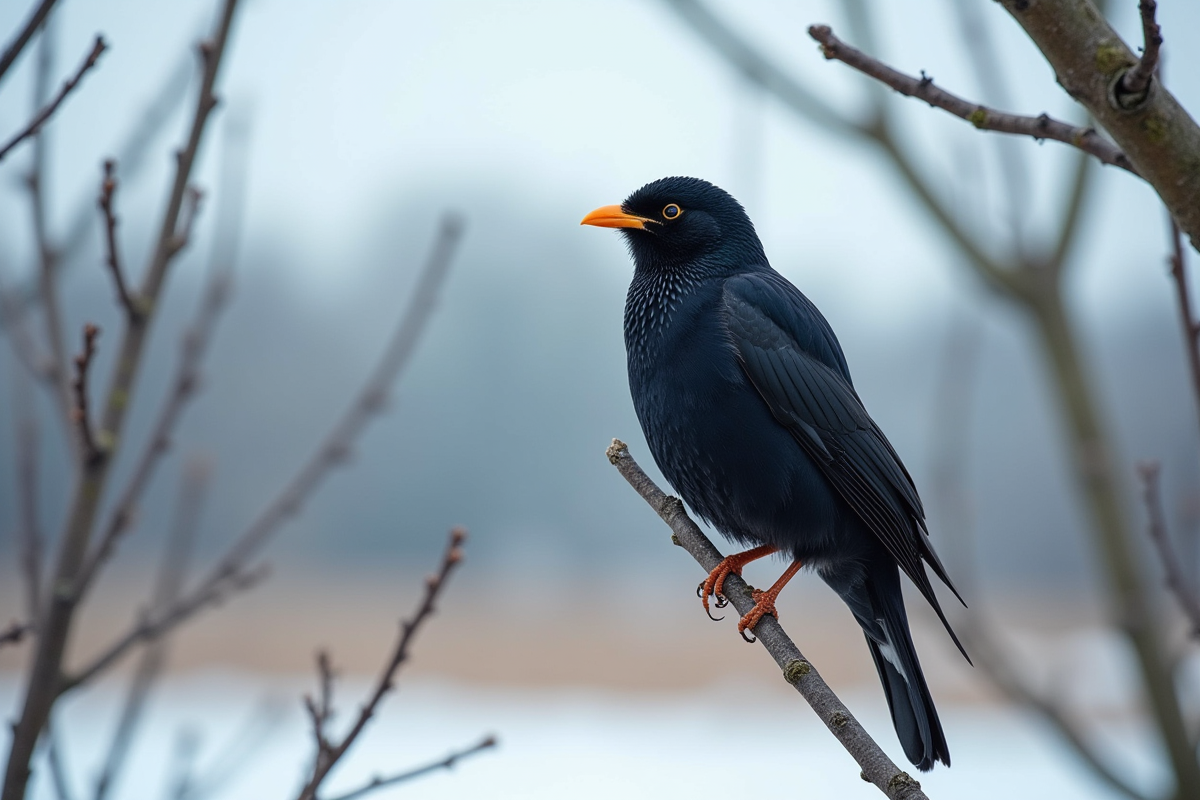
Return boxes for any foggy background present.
[2,1,1199,798]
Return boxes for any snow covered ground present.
[1,672,1164,800]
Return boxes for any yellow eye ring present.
[662,203,682,220]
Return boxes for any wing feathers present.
[722,277,965,652]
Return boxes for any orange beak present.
[580,204,655,230]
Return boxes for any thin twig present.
[0,35,106,162]
[62,217,465,690]
[0,268,52,382]
[303,650,336,758]
[1138,462,1200,638]
[98,160,139,319]
[1167,219,1200,439]
[167,186,204,257]
[1115,0,1162,108]
[323,736,498,800]
[28,23,75,449]
[606,440,928,800]
[0,50,193,327]
[947,0,1030,254]
[62,564,267,693]
[807,24,1137,175]
[0,0,58,85]
[295,529,470,800]
[44,722,75,800]
[13,369,44,621]
[0,621,31,648]
[94,458,211,800]
[71,324,101,464]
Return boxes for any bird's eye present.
[662,203,681,220]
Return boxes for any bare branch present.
[70,324,101,464]
[0,0,58,85]
[1166,219,1200,439]
[0,35,106,162]
[806,25,1137,175]
[167,186,204,258]
[1138,462,1200,638]
[0,49,194,328]
[1115,0,1162,108]
[12,370,44,621]
[606,440,927,800]
[43,723,75,800]
[97,160,139,319]
[0,621,31,649]
[63,563,267,692]
[0,270,53,383]
[63,217,463,689]
[27,24,75,447]
[295,529,469,800]
[323,735,497,800]
[303,650,336,760]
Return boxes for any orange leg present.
[737,559,803,642]
[698,544,779,619]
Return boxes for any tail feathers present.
[865,628,949,771]
[852,561,950,771]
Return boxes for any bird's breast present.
[623,274,843,555]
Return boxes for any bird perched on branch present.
[582,176,968,771]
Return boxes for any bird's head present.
[581,176,765,273]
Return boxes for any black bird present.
[582,176,968,771]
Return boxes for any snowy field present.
[1,672,1163,800]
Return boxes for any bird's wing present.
[721,274,965,632]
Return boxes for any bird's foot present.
[736,559,804,643]
[696,545,779,621]
[737,588,781,643]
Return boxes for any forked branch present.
[98,161,139,319]
[1115,0,1162,109]
[70,324,101,464]
[607,440,928,800]
[294,529,490,800]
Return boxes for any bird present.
[581,176,968,771]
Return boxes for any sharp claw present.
[705,607,725,622]
[714,594,729,609]
[740,628,757,643]
[696,582,706,599]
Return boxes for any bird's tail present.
[852,560,950,771]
